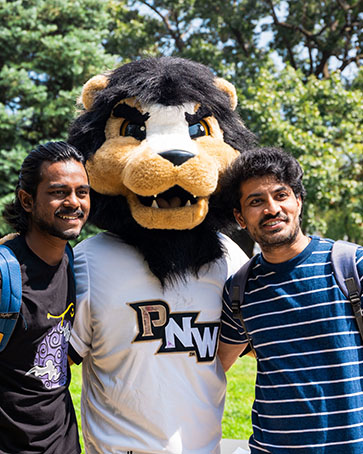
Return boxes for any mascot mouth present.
[127,187,209,230]
[138,186,199,209]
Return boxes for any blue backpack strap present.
[230,256,257,356]
[0,245,22,352]
[331,240,363,342]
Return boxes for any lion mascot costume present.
[68,57,256,454]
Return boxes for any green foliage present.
[266,0,362,79]
[0,0,361,243]
[0,0,117,235]
[116,0,362,243]
[105,0,166,59]
[239,64,362,241]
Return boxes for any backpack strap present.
[65,243,74,277]
[230,256,257,357]
[331,240,363,342]
[0,245,22,352]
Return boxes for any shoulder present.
[73,232,144,278]
[328,238,363,261]
[1,234,23,257]
[311,236,334,251]
[354,244,363,260]
[218,232,249,271]
[75,232,123,259]
[327,237,363,280]
[75,232,127,253]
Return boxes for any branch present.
[138,0,185,51]
[206,3,252,58]
[265,0,297,69]
[339,54,362,71]
[228,24,251,57]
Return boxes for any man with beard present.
[0,141,90,454]
[217,147,363,454]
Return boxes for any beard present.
[247,213,301,252]
[32,207,85,241]
[34,218,80,240]
[256,222,300,251]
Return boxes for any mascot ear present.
[214,77,238,110]
[81,74,109,111]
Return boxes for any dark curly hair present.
[213,147,306,227]
[3,141,84,234]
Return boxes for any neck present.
[261,231,310,264]
[25,230,67,266]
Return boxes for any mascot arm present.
[69,246,92,364]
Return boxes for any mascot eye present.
[188,120,210,139]
[120,120,146,141]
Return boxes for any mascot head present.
[69,57,256,285]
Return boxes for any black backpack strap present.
[230,256,257,357]
[331,240,363,342]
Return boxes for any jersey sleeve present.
[220,276,248,345]
[218,233,249,277]
[69,245,92,364]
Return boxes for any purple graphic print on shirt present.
[26,320,71,388]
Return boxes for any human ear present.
[233,208,246,229]
[18,189,34,213]
[296,195,302,215]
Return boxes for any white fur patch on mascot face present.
[85,97,239,230]
[145,103,199,155]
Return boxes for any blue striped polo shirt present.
[221,236,363,453]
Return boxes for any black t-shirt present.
[0,235,80,454]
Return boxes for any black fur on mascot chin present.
[68,57,257,287]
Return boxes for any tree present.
[107,0,362,243]
[110,0,361,79]
[239,64,362,242]
[0,0,117,235]
[266,0,362,79]
[1,0,361,243]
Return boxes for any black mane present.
[69,57,256,158]
[68,57,256,286]
[89,190,224,288]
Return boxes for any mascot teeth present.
[138,186,198,210]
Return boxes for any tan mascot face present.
[72,58,255,231]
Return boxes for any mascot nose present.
[159,150,194,166]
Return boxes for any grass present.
[69,365,83,452]
[70,355,256,452]
[222,355,256,440]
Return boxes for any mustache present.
[259,212,288,227]
[55,208,85,218]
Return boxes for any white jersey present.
[70,232,247,454]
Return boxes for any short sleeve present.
[356,246,363,303]
[219,233,249,277]
[220,276,248,345]
[69,245,92,360]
